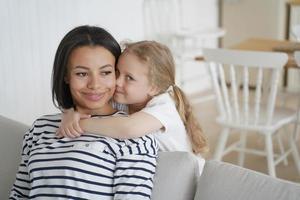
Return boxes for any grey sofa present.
[1,115,300,200]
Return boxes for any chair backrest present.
[294,51,300,66]
[203,48,288,127]
[292,24,300,41]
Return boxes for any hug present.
[9,25,207,199]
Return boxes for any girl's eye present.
[101,71,112,76]
[76,72,88,77]
[126,75,134,81]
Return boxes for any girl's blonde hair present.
[123,40,208,154]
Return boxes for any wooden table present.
[230,38,300,69]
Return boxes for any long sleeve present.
[9,129,32,199]
[113,135,158,200]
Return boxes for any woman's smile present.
[83,92,105,101]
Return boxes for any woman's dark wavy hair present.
[51,25,121,110]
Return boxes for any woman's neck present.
[76,104,116,116]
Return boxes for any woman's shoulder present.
[34,113,62,123]
[29,113,61,131]
[24,113,61,143]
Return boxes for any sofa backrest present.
[195,160,300,200]
[0,115,29,198]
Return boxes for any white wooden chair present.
[293,51,300,142]
[203,48,300,177]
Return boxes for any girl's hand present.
[56,108,90,138]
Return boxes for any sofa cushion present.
[152,151,199,200]
[195,160,300,200]
[0,115,29,198]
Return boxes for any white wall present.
[179,0,220,95]
[0,0,145,125]
[0,0,219,125]
[222,0,283,47]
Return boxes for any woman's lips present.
[84,93,103,101]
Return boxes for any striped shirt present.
[10,112,158,200]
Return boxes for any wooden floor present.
[190,91,300,183]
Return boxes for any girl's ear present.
[148,85,159,96]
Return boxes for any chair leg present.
[238,131,247,167]
[297,122,300,142]
[296,111,300,142]
[291,118,300,174]
[290,136,300,174]
[296,100,300,141]
[213,128,230,161]
[265,133,276,177]
[276,133,288,165]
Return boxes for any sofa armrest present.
[152,152,199,200]
[0,115,29,198]
[195,160,300,200]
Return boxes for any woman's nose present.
[87,75,100,89]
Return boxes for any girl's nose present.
[116,75,123,87]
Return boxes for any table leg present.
[283,68,289,87]
[285,3,291,40]
[284,3,291,87]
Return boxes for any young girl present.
[57,40,208,171]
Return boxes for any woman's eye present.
[76,72,88,77]
[101,71,112,76]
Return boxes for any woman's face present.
[66,46,116,115]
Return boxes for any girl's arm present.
[80,111,163,139]
[57,108,90,138]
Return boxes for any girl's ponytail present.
[171,85,208,154]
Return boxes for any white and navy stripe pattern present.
[10,113,158,200]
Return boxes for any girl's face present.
[66,46,116,115]
[114,52,157,111]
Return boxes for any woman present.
[10,25,158,200]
